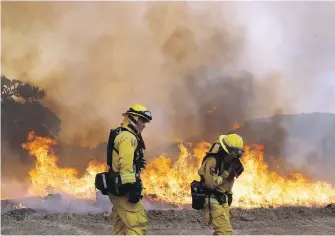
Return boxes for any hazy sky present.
[233,1,335,114]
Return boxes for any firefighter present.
[198,134,245,235]
[107,104,152,235]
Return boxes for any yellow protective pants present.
[204,197,233,235]
[109,194,148,235]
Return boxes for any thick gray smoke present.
[2,2,335,186]
[0,3,284,145]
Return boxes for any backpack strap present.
[201,142,225,176]
[106,127,130,166]
[106,126,146,172]
[201,142,218,164]
[215,155,223,176]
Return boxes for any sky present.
[233,1,335,115]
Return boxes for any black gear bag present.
[190,180,206,210]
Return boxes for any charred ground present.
[1,199,335,235]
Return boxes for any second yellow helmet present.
[219,133,244,157]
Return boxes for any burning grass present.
[1,130,334,208]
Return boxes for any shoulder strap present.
[201,154,223,175]
[215,155,223,176]
[201,142,217,164]
[106,127,129,166]
[201,142,225,175]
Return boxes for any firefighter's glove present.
[233,158,244,177]
[229,158,244,179]
[126,182,143,204]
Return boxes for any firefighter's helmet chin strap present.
[127,115,140,134]
[127,115,146,150]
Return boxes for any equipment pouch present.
[190,180,206,210]
[108,171,125,196]
[95,171,127,196]
[95,172,109,195]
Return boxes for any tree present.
[1,75,21,102]
[1,75,46,103]
[1,75,61,179]
[17,82,46,102]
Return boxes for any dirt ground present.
[1,199,335,235]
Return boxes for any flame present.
[21,131,107,198]
[143,142,335,208]
[232,122,241,130]
[233,145,334,208]
[3,131,333,208]
[141,142,209,205]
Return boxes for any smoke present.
[1,141,34,183]
[2,2,335,181]
[2,192,181,214]
[1,3,276,144]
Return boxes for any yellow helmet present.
[122,104,152,122]
[219,133,244,158]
